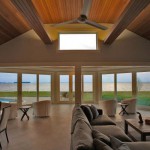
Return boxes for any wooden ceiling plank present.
[104,0,150,45]
[11,0,52,44]
[0,16,20,37]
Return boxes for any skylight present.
[59,33,97,50]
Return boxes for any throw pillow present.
[90,105,99,119]
[81,105,93,122]
[93,139,113,150]
[92,129,110,146]
[110,136,130,150]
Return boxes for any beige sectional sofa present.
[71,105,150,150]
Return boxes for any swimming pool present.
[0,98,16,103]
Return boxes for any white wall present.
[0,29,150,66]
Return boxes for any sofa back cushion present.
[72,119,94,150]
[81,105,93,122]
[90,105,99,119]
[71,105,92,134]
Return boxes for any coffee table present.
[125,118,150,141]
[19,106,31,121]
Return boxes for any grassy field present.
[82,91,150,106]
[0,91,150,106]
[0,91,51,97]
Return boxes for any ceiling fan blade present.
[81,0,92,17]
[52,19,77,27]
[85,20,108,30]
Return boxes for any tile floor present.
[1,104,150,150]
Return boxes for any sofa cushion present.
[90,115,116,126]
[81,105,93,122]
[90,105,99,119]
[71,106,92,134]
[92,129,110,146]
[93,139,113,150]
[93,125,132,142]
[125,142,150,150]
[110,136,130,150]
[72,119,94,150]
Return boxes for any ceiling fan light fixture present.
[52,0,107,30]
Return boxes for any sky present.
[0,72,150,83]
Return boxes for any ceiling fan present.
[52,0,107,30]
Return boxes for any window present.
[137,72,150,106]
[22,74,37,105]
[60,75,69,101]
[102,74,115,100]
[39,75,51,101]
[0,73,17,103]
[72,75,75,101]
[117,73,132,101]
[59,33,97,50]
[83,75,93,102]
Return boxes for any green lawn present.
[83,92,93,101]
[0,91,51,97]
[102,91,150,106]
[0,91,150,106]
[102,92,132,101]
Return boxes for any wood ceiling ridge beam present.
[104,0,150,45]
[17,1,46,39]
[14,0,50,41]
[11,0,52,44]
[17,0,52,42]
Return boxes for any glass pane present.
[83,75,93,102]
[60,75,69,101]
[137,72,150,106]
[39,75,51,101]
[59,34,97,50]
[117,73,132,102]
[72,75,75,101]
[0,73,17,103]
[102,74,114,100]
[22,74,37,105]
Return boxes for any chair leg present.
[5,128,9,143]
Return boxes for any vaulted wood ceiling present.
[0,0,150,45]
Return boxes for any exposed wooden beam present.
[104,0,150,45]
[11,0,52,44]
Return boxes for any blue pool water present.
[0,98,16,103]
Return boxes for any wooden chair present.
[0,105,11,149]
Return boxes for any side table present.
[19,106,31,121]
[119,103,129,115]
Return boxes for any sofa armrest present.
[97,109,103,115]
